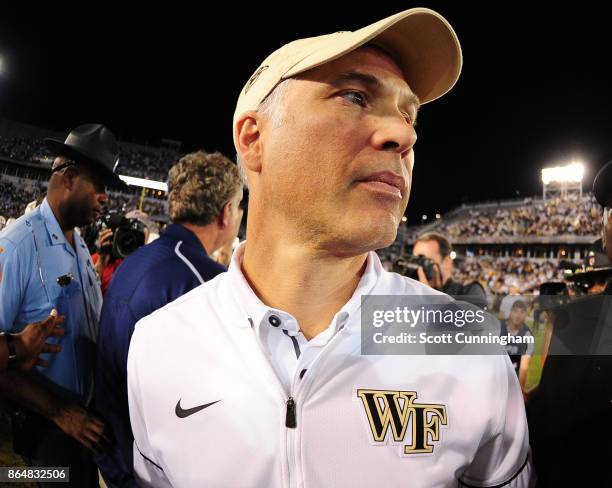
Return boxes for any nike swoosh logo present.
[175,399,221,418]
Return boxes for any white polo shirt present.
[128,243,533,487]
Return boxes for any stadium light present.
[401,216,407,222]
[541,162,585,185]
[119,175,168,192]
[435,213,441,219]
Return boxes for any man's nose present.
[370,114,417,159]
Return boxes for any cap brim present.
[283,8,462,104]
[567,267,612,282]
[45,138,127,189]
[593,160,612,207]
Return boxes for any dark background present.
[0,2,610,223]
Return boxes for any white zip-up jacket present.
[128,244,533,487]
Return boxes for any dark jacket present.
[94,224,227,488]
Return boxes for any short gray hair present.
[257,78,294,127]
[235,78,294,185]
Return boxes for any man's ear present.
[218,200,233,229]
[61,167,79,191]
[235,111,263,173]
[443,255,454,273]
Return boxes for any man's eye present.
[342,91,368,107]
[401,111,416,127]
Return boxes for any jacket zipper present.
[285,322,353,488]
[285,397,297,428]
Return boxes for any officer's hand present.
[14,309,65,371]
[53,403,111,455]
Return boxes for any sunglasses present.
[52,160,108,193]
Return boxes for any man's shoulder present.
[116,236,224,282]
[132,271,228,333]
[378,268,448,297]
[0,211,42,252]
[462,280,486,295]
[0,214,43,259]
[108,238,194,291]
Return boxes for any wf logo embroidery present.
[357,389,447,455]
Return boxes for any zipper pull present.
[285,397,297,428]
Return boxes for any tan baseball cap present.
[233,7,462,137]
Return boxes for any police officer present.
[0,123,122,487]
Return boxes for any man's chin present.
[338,221,398,253]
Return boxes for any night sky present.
[0,2,610,223]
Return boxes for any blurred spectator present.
[499,300,534,394]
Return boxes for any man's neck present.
[46,196,75,248]
[507,320,522,333]
[242,235,367,341]
[442,276,453,290]
[181,223,220,256]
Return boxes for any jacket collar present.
[163,224,208,255]
[40,198,68,247]
[225,242,381,332]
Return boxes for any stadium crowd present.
[454,257,565,295]
[0,179,43,220]
[115,147,179,181]
[436,196,602,238]
[0,178,167,232]
[0,135,49,163]
[0,134,178,182]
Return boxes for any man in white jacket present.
[128,8,534,487]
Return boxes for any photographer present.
[95,150,243,488]
[92,228,121,295]
[413,232,487,308]
[88,209,149,295]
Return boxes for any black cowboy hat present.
[45,123,126,188]
[593,160,612,208]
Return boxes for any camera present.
[393,255,435,281]
[537,282,570,310]
[83,210,146,259]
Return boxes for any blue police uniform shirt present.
[95,223,227,488]
[0,198,102,404]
